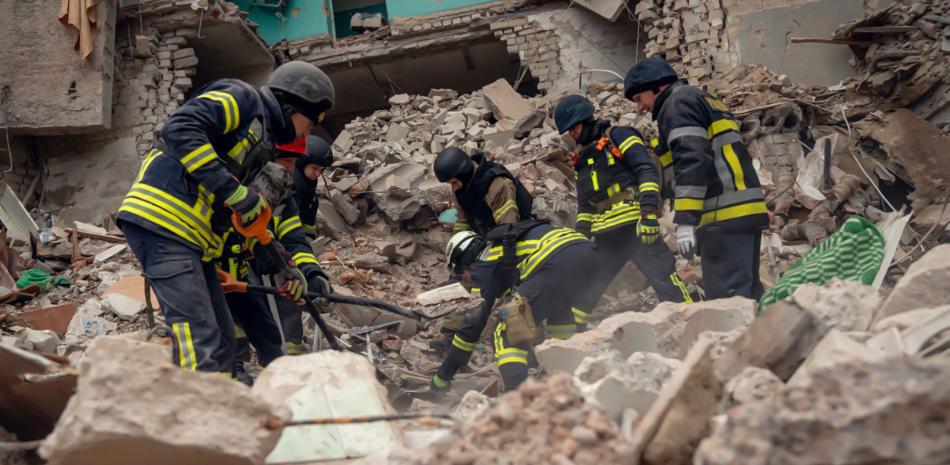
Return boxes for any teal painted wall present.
[385,0,495,18]
[232,0,332,44]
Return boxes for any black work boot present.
[233,360,254,386]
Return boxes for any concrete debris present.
[572,351,681,423]
[416,282,473,306]
[0,426,29,465]
[694,358,950,465]
[19,328,59,354]
[787,329,880,386]
[789,279,880,332]
[876,244,950,322]
[40,336,284,465]
[481,78,533,122]
[721,366,783,407]
[410,374,634,465]
[453,390,491,422]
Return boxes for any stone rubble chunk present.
[19,328,59,354]
[790,279,880,332]
[482,78,533,122]
[787,329,880,386]
[416,282,472,306]
[876,244,950,323]
[695,358,950,465]
[722,366,783,407]
[103,293,145,321]
[39,336,284,465]
[453,390,491,422]
[572,351,681,422]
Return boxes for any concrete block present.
[20,328,59,354]
[722,366,783,407]
[482,78,533,122]
[252,352,404,463]
[787,329,878,386]
[790,280,880,332]
[876,244,950,323]
[103,293,145,321]
[573,351,681,422]
[39,336,283,465]
[416,282,472,306]
[385,123,410,144]
[174,55,199,68]
[172,48,195,60]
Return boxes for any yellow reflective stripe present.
[180,144,218,174]
[669,272,693,303]
[587,158,599,191]
[519,230,587,278]
[572,307,592,323]
[650,137,659,148]
[198,91,240,133]
[545,324,576,340]
[227,137,251,163]
[722,144,747,190]
[136,149,161,182]
[576,213,595,222]
[292,251,319,266]
[590,205,641,233]
[182,322,197,370]
[453,222,470,232]
[277,216,302,238]
[495,348,529,366]
[471,287,481,294]
[618,135,644,153]
[452,335,476,352]
[640,182,660,193]
[607,183,621,196]
[172,323,187,367]
[707,118,739,138]
[659,150,673,167]
[119,201,208,249]
[492,199,518,222]
[699,201,769,227]
[606,154,615,166]
[674,198,704,211]
[127,184,214,243]
[485,240,540,261]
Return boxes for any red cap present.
[275,137,307,155]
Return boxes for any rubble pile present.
[409,374,634,465]
[633,0,730,81]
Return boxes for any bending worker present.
[432,147,533,235]
[291,135,334,235]
[435,220,599,392]
[553,94,691,324]
[117,61,335,373]
[624,58,768,299]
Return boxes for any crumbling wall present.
[0,0,117,132]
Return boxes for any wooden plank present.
[65,228,126,243]
[789,37,872,46]
[853,25,917,34]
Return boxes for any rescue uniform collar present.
[651,79,688,121]
[577,119,611,150]
[260,87,295,145]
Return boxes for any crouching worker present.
[432,220,601,392]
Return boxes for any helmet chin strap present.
[577,119,598,146]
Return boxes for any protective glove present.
[225,185,266,225]
[276,267,308,302]
[637,213,661,245]
[308,274,331,298]
[676,224,696,260]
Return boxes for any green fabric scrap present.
[16,268,72,292]
[759,215,885,313]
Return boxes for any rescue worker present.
[432,147,533,235]
[553,95,691,322]
[433,220,600,392]
[624,58,768,299]
[117,61,335,373]
[292,135,334,235]
[223,137,331,383]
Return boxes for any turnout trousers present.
[122,221,235,373]
[581,224,690,324]
[699,229,764,300]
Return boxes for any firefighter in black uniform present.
[291,135,334,235]
[553,94,691,323]
[432,147,534,235]
[117,61,335,373]
[624,58,769,299]
[221,140,331,383]
[435,221,599,391]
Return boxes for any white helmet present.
[445,231,481,273]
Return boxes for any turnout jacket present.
[574,121,661,236]
[117,79,283,258]
[453,153,533,236]
[652,80,769,231]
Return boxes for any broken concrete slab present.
[416,282,472,306]
[789,279,880,332]
[63,309,117,346]
[632,338,721,465]
[876,244,950,323]
[535,327,613,375]
[103,293,145,321]
[482,79,533,122]
[102,275,160,310]
[0,185,39,243]
[252,351,404,463]
[40,336,283,465]
[385,123,410,144]
[722,366,783,407]
[20,328,59,354]
[0,342,76,441]
[900,305,950,357]
[93,244,127,263]
[695,357,950,465]
[453,390,491,422]
[573,351,681,422]
[715,301,824,382]
[871,307,945,334]
[787,329,879,386]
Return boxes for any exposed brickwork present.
[489,16,561,92]
[634,0,732,82]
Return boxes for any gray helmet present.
[266,61,336,122]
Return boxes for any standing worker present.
[433,147,533,235]
[623,58,768,299]
[291,135,334,235]
[553,94,691,325]
[117,61,335,373]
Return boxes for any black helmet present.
[554,95,594,134]
[266,61,336,123]
[623,58,679,100]
[434,147,474,184]
[298,135,334,168]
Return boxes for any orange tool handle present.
[216,269,249,294]
[231,202,273,244]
